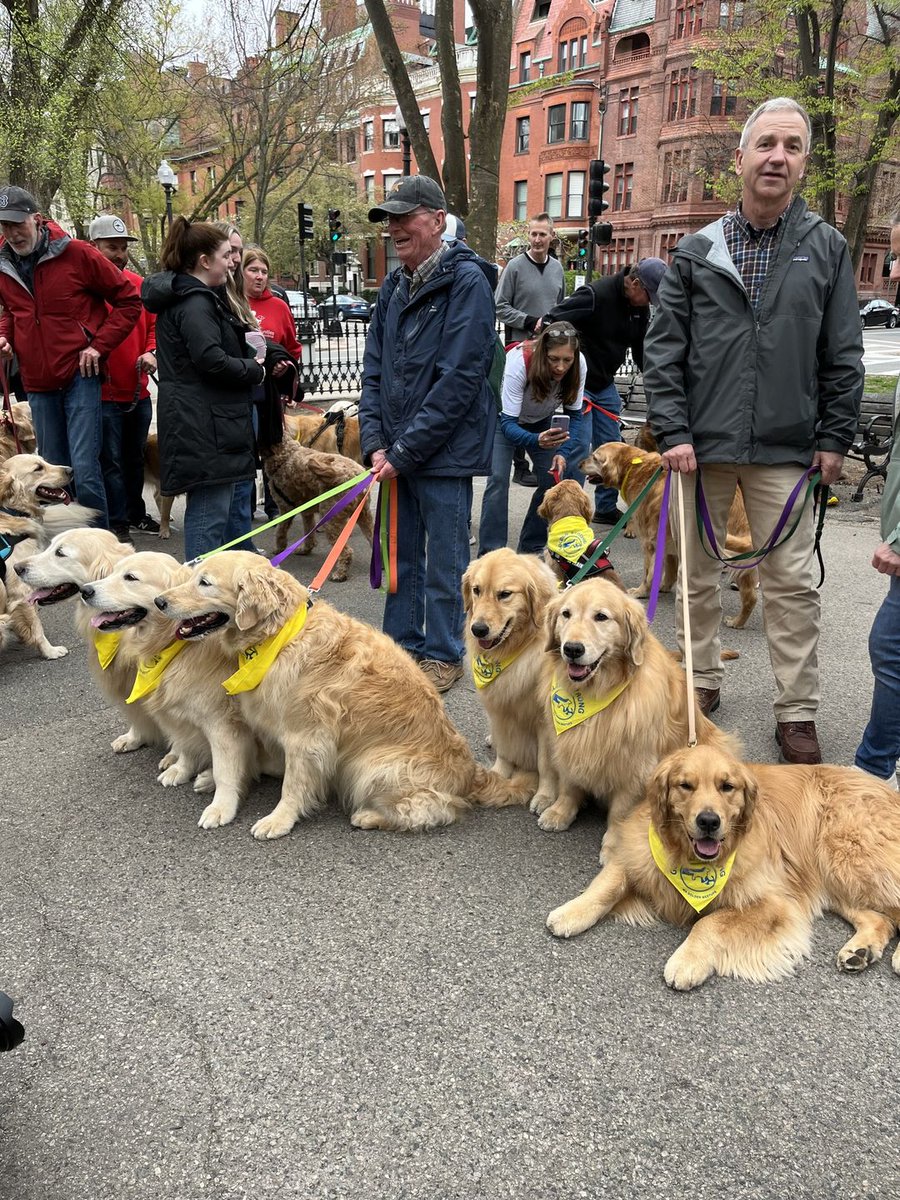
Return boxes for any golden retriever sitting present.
[581,442,758,629]
[0,402,37,462]
[548,743,900,991]
[283,408,362,464]
[462,548,557,800]
[536,480,625,590]
[261,439,374,582]
[538,577,738,832]
[155,552,532,838]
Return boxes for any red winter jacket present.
[0,221,141,391]
[102,267,157,404]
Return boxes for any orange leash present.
[307,483,374,595]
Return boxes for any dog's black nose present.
[695,810,721,836]
[471,620,489,638]
[562,641,585,661]
[80,585,94,600]
[154,596,168,612]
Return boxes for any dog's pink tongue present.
[567,663,591,682]
[694,838,720,859]
[28,587,55,605]
[89,613,112,629]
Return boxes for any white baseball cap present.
[89,214,138,242]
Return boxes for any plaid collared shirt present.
[723,200,792,312]
[406,241,448,297]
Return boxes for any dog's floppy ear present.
[732,762,759,833]
[544,592,565,652]
[461,562,474,615]
[89,542,133,580]
[648,753,677,832]
[620,594,647,667]
[235,566,284,631]
[574,486,593,522]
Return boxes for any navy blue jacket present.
[359,243,497,477]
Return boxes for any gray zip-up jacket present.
[644,198,864,464]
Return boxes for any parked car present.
[284,290,318,319]
[318,294,371,324]
[860,298,900,328]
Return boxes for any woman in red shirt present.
[241,248,302,364]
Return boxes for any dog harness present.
[471,646,524,689]
[647,823,736,912]
[127,641,188,702]
[546,516,615,586]
[223,603,309,694]
[550,675,630,734]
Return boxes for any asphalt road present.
[1,475,897,1200]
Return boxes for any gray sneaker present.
[419,659,464,693]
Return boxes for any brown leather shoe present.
[695,687,720,717]
[776,721,822,765]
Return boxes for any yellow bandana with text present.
[471,647,523,689]
[648,823,736,912]
[551,675,630,734]
[93,630,121,670]
[126,640,188,703]
[223,604,308,695]
[546,516,594,565]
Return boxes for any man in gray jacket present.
[643,97,863,765]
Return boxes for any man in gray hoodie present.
[643,97,863,765]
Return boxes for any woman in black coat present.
[142,218,264,560]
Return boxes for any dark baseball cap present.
[635,257,668,305]
[368,175,446,222]
[0,186,40,222]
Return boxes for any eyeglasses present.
[542,322,578,340]
[381,207,427,228]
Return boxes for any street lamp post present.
[156,159,177,240]
[394,105,411,177]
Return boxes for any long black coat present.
[142,271,264,495]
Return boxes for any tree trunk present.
[843,69,900,268]
[467,0,513,261]
[435,0,467,212]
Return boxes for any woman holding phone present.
[478,321,586,555]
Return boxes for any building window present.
[547,104,566,144]
[421,110,430,131]
[659,232,684,257]
[190,169,197,195]
[345,132,357,162]
[514,180,528,221]
[661,149,690,204]
[382,118,400,149]
[570,101,589,141]
[383,172,401,198]
[558,40,568,73]
[567,170,585,218]
[619,86,639,136]
[516,116,530,154]
[613,162,634,212]
[861,252,878,287]
[544,172,564,219]
[208,165,216,187]
[710,78,736,117]
[668,68,697,121]
[557,34,586,73]
[364,175,375,202]
[718,0,744,26]
[532,0,551,18]
[519,51,532,83]
[363,120,374,152]
[674,0,703,37]
[469,94,477,114]
[599,236,636,276]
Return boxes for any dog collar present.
[550,674,630,734]
[546,515,614,585]
[92,630,121,669]
[126,640,188,703]
[618,457,644,498]
[223,604,308,695]
[471,645,524,689]
[648,823,736,912]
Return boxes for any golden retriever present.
[538,577,738,832]
[143,434,175,539]
[261,438,374,581]
[283,408,362,464]
[581,442,758,629]
[462,548,557,801]
[547,743,900,990]
[155,552,532,838]
[536,480,625,590]
[0,402,37,462]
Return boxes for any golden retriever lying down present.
[536,480,625,591]
[538,577,738,832]
[582,441,758,629]
[261,439,374,582]
[156,552,532,838]
[462,548,558,798]
[548,744,900,991]
[283,409,362,464]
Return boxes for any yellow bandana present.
[222,604,308,695]
[648,823,736,912]
[550,674,630,734]
[126,640,188,703]
[93,630,121,669]
[619,456,644,498]
[471,647,523,689]
[546,516,594,565]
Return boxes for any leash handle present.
[0,358,22,454]
[675,473,698,747]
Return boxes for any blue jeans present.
[478,421,556,555]
[565,383,621,515]
[29,371,109,526]
[223,405,259,550]
[124,396,153,524]
[384,474,472,665]
[183,482,236,562]
[855,576,900,780]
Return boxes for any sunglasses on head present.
[542,323,578,341]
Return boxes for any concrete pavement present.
[0,476,897,1200]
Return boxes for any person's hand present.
[550,453,566,478]
[872,541,900,576]
[812,450,844,486]
[272,360,290,377]
[371,448,399,482]
[137,352,156,373]
[538,428,568,450]
[79,346,102,377]
[661,442,696,473]
[0,336,13,361]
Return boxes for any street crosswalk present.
[863,328,900,375]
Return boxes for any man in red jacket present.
[89,214,159,538]
[0,187,141,527]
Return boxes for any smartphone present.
[550,414,570,433]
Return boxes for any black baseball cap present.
[0,186,40,222]
[368,175,446,222]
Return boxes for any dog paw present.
[251,811,295,840]
[158,763,192,787]
[627,586,650,599]
[158,529,171,540]
[529,792,554,815]
[350,808,390,830]
[112,731,143,754]
[328,569,349,583]
[296,542,313,556]
[193,769,215,794]
[158,751,178,770]
[198,801,236,829]
[537,803,577,832]
[546,900,594,939]
[42,643,68,660]
[723,615,744,629]
[837,944,879,972]
[623,529,636,540]
[664,944,713,991]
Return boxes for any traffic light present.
[297,202,313,242]
[591,221,613,247]
[577,229,589,258]
[328,208,343,243]
[589,159,610,218]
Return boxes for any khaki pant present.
[669,464,820,721]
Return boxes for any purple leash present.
[269,475,373,568]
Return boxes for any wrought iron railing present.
[295,316,371,395]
